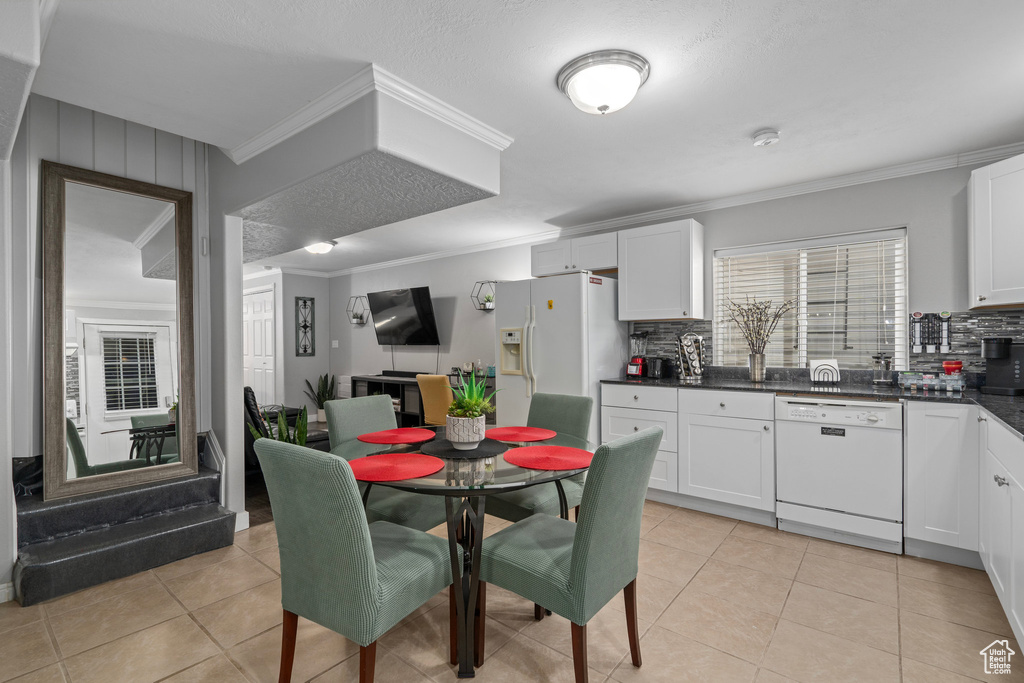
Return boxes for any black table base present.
[446,495,486,678]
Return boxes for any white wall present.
[281,273,330,413]
[1,158,15,593]
[330,245,533,378]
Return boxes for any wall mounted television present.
[366,286,442,346]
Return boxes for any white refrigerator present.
[494,273,628,445]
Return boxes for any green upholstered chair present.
[477,426,663,682]
[254,439,453,683]
[485,393,594,524]
[66,418,148,477]
[130,414,180,458]
[324,396,447,532]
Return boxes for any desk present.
[366,427,591,678]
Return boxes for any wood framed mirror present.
[42,160,198,500]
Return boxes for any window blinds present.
[713,232,907,370]
[102,336,159,412]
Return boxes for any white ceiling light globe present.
[557,50,650,116]
[304,241,336,254]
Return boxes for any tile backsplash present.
[632,309,1024,376]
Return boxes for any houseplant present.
[483,293,495,310]
[248,406,308,447]
[725,298,795,382]
[446,371,496,450]
[304,373,335,423]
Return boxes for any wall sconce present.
[347,296,369,325]
[471,281,498,311]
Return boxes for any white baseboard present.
[0,582,14,603]
[234,511,250,533]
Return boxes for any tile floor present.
[2,501,1020,682]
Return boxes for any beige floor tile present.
[898,555,996,595]
[687,559,793,616]
[731,522,809,552]
[7,664,65,683]
[642,500,678,521]
[610,625,756,683]
[42,571,158,617]
[804,539,896,573]
[795,553,897,607]
[900,610,1024,682]
[900,575,1012,636]
[0,621,58,683]
[901,657,980,683]
[152,544,246,581]
[62,614,218,683]
[161,655,249,682]
[640,513,664,537]
[249,546,281,574]
[656,588,777,664]
[666,506,740,534]
[781,582,898,654]
[463,632,604,683]
[228,617,359,683]
[712,536,804,580]
[608,574,686,623]
[754,670,797,683]
[638,539,707,585]
[521,604,652,676]
[380,602,515,680]
[396,589,448,629]
[49,582,184,657]
[482,519,511,539]
[163,554,277,611]
[234,522,279,553]
[482,584,546,633]
[644,518,730,556]
[0,601,43,636]
[313,649,433,682]
[191,579,283,649]
[762,619,899,683]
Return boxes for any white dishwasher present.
[775,396,904,554]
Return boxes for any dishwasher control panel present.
[777,398,903,429]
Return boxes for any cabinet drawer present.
[602,384,678,412]
[602,407,677,452]
[987,412,1024,485]
[648,450,678,493]
[678,389,774,421]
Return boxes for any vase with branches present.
[725,298,795,381]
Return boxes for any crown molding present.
[66,299,177,311]
[222,64,513,165]
[243,267,282,281]
[132,203,175,249]
[278,267,334,279]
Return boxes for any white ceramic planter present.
[167,408,176,424]
[317,408,326,423]
[446,415,486,450]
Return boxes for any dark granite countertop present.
[601,375,1024,440]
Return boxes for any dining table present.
[351,425,595,679]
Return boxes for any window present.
[102,335,160,412]
[713,230,907,369]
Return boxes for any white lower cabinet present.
[904,402,979,550]
[601,386,678,493]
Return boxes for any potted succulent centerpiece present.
[446,371,496,450]
[304,373,336,423]
[725,298,795,382]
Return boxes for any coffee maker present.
[980,337,1024,396]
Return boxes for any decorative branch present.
[725,298,795,355]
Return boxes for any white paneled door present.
[243,289,276,406]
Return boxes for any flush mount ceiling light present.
[556,50,650,115]
[304,240,337,254]
[752,129,781,146]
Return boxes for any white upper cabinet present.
[531,233,617,276]
[970,152,1024,308]
[618,219,704,320]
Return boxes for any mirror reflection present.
[63,182,181,479]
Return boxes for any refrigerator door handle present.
[523,305,533,398]
[528,304,538,396]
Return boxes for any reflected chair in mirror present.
[65,418,148,478]
[324,395,447,532]
[485,393,593,524]
[129,414,181,465]
[254,440,453,683]
[415,374,453,426]
[477,427,663,681]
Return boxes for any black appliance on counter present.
[980,337,1024,396]
[646,357,674,379]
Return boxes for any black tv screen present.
[367,287,441,346]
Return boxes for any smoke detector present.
[752,129,781,147]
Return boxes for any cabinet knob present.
[763,425,770,431]
[564,265,569,270]
[979,295,987,301]
[995,474,1010,487]
[720,402,726,408]
[633,426,639,432]
[633,395,639,400]
[572,264,576,268]
[979,416,988,422]
[682,311,687,316]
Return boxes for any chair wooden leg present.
[534,603,545,620]
[574,505,580,521]
[475,581,487,666]
[570,622,589,683]
[449,585,458,665]
[624,579,642,667]
[359,642,377,683]
[279,609,298,683]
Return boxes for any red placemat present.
[349,454,445,482]
[485,426,557,442]
[357,428,436,444]
[504,445,593,471]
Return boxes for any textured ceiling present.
[30,0,1024,271]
